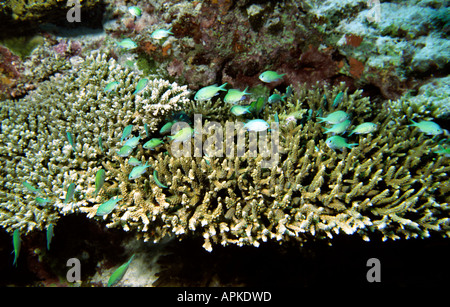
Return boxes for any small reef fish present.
[36,197,52,206]
[64,183,76,204]
[128,157,142,166]
[160,121,174,135]
[332,92,344,108]
[96,197,122,216]
[268,93,284,104]
[23,181,41,194]
[153,170,168,188]
[317,110,349,124]
[259,71,285,83]
[107,255,135,287]
[116,145,134,157]
[121,125,133,143]
[99,136,104,152]
[194,83,227,101]
[151,28,173,40]
[168,126,194,142]
[12,229,21,267]
[230,105,251,116]
[129,162,151,180]
[249,97,266,115]
[124,136,141,149]
[133,78,148,95]
[224,87,251,104]
[66,131,76,152]
[128,6,142,18]
[94,169,106,197]
[408,119,443,135]
[144,123,150,137]
[325,135,358,151]
[46,224,54,251]
[104,81,119,93]
[117,38,137,49]
[143,138,164,150]
[244,119,270,132]
[434,145,450,157]
[349,122,378,136]
[284,85,293,99]
[324,119,351,135]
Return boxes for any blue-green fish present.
[324,119,351,135]
[317,110,349,124]
[66,131,76,152]
[325,136,358,151]
[143,138,164,150]
[36,197,52,206]
[408,119,443,135]
[94,169,106,197]
[224,87,251,104]
[64,183,76,204]
[230,105,251,116]
[104,81,119,93]
[116,145,134,157]
[117,38,137,49]
[133,78,148,95]
[107,255,135,287]
[160,121,174,135]
[349,122,378,136]
[128,6,142,18]
[128,157,142,166]
[46,224,54,251]
[151,28,173,40]
[99,136,104,152]
[121,125,133,143]
[12,229,20,267]
[274,111,279,125]
[259,71,285,83]
[244,119,270,132]
[124,136,141,149]
[168,126,194,142]
[96,197,122,216]
[249,97,266,116]
[144,123,150,137]
[332,92,344,108]
[23,181,41,194]
[268,93,284,104]
[129,162,151,180]
[434,145,450,157]
[153,170,168,188]
[194,83,227,101]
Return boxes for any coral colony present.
[0,0,449,286]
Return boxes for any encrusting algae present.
[0,50,449,252]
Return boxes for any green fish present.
[151,28,173,40]
[160,121,174,135]
[64,183,76,204]
[144,123,150,137]
[12,229,21,267]
[224,87,251,104]
[96,197,122,216]
[104,81,119,93]
[121,125,133,143]
[128,157,142,166]
[268,93,284,104]
[259,71,285,83]
[36,197,52,206]
[168,126,194,143]
[143,138,164,150]
[434,145,450,157]
[349,122,378,136]
[324,119,351,135]
[153,170,168,188]
[249,97,266,116]
[317,110,349,124]
[94,169,106,197]
[408,119,443,135]
[46,224,54,251]
[194,83,227,101]
[325,135,358,151]
[117,38,137,49]
[332,92,344,108]
[107,255,135,287]
[230,105,251,116]
[128,6,142,18]
[133,78,148,95]
[284,85,293,99]
[66,131,76,152]
[129,162,151,180]
[124,136,141,149]
[23,181,41,194]
[116,145,134,157]
[99,136,104,152]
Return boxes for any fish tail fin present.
[408,118,417,126]
[347,143,358,148]
[219,83,228,91]
[317,117,325,123]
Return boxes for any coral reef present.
[0,51,190,234]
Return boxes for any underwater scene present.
[0,0,449,290]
